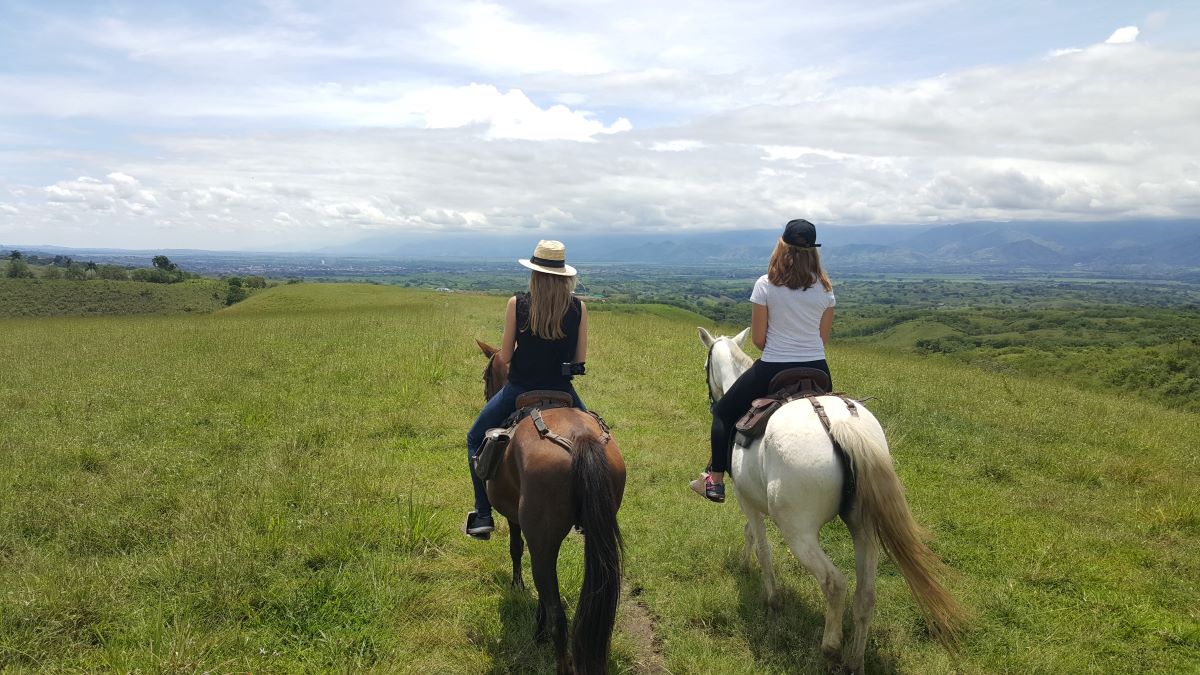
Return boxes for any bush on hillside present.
[5,258,35,278]
[62,263,89,281]
[97,264,129,281]
[131,267,182,283]
[225,282,249,305]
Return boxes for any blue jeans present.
[467,382,585,515]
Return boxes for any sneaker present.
[464,511,495,539]
[689,472,726,503]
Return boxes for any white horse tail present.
[830,415,968,647]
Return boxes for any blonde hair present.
[767,238,832,291]
[526,271,577,339]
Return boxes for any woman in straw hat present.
[694,219,836,503]
[464,240,589,537]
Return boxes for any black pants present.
[709,359,831,474]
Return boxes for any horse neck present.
[714,341,752,396]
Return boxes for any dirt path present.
[618,583,670,674]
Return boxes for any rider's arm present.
[499,296,517,364]
[820,307,835,344]
[751,302,768,351]
[574,301,588,362]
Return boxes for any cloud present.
[649,140,706,152]
[3,4,1200,250]
[405,84,631,141]
[0,204,18,216]
[1105,26,1140,44]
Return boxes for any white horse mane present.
[722,337,754,370]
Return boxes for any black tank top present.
[508,292,582,388]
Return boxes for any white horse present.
[699,327,964,673]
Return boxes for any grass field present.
[1,283,1198,672]
[0,278,228,318]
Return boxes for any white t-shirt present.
[750,274,835,362]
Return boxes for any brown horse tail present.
[570,432,623,675]
[830,416,969,648]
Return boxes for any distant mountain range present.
[323,219,1200,271]
[6,219,1198,275]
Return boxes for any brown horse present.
[476,339,627,675]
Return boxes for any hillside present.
[1,284,1197,672]
[0,278,228,318]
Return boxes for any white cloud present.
[430,3,612,76]
[1105,26,1139,44]
[4,4,1200,250]
[0,204,18,215]
[650,140,707,152]
[406,84,631,141]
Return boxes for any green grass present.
[0,278,228,318]
[1,283,1198,672]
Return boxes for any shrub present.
[4,258,35,278]
[225,283,249,306]
[97,265,128,281]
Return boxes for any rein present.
[704,343,719,404]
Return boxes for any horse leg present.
[842,512,878,675]
[739,505,778,606]
[529,534,570,674]
[779,523,847,668]
[509,519,525,589]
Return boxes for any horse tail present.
[830,414,968,648]
[569,432,623,675]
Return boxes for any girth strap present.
[529,409,612,453]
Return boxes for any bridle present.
[704,342,720,404]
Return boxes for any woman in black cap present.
[693,219,836,502]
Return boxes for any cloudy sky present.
[1,1,1198,250]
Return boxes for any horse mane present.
[726,338,754,370]
[482,353,498,401]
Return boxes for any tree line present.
[5,250,268,305]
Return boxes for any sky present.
[1,0,1198,251]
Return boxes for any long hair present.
[767,238,832,291]
[527,271,577,340]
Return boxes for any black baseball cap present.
[782,219,820,247]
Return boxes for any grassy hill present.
[1,284,1197,672]
[0,278,229,318]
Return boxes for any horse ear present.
[476,339,499,357]
[698,326,715,348]
[733,327,750,347]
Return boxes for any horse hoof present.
[821,645,843,673]
[765,593,781,611]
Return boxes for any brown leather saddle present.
[734,367,836,441]
[733,367,862,516]
[473,390,610,481]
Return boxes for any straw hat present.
[519,240,577,276]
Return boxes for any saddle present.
[734,367,836,443]
[472,390,611,481]
[733,368,862,516]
